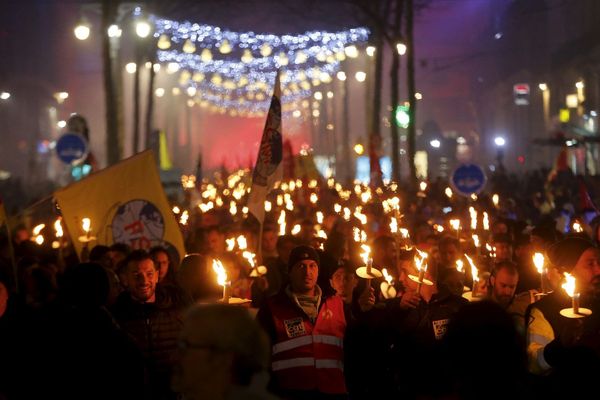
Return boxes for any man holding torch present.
[525,237,600,380]
[257,245,352,399]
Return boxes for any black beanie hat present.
[547,237,595,272]
[288,245,320,270]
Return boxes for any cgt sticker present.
[284,317,307,338]
[432,319,450,340]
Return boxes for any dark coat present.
[112,287,184,400]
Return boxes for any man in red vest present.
[257,245,349,400]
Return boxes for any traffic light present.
[395,104,410,128]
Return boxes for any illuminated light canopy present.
[151,16,369,116]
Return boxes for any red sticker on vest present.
[284,317,307,338]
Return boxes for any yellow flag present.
[54,151,184,260]
[159,131,173,171]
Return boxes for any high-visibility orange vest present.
[267,292,347,394]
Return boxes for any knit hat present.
[288,245,320,270]
[547,237,595,272]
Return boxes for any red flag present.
[578,178,597,212]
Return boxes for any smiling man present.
[112,249,184,400]
[257,245,349,400]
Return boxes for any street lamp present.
[355,71,366,82]
[135,20,151,38]
[336,71,347,81]
[396,42,407,55]
[538,83,548,91]
[494,136,506,168]
[0,92,10,100]
[107,24,122,38]
[430,139,441,148]
[74,17,91,40]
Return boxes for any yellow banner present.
[54,151,184,260]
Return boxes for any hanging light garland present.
[151,16,369,116]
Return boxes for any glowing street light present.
[430,139,441,148]
[135,20,151,38]
[494,136,506,147]
[107,24,122,38]
[74,19,91,40]
[355,71,367,82]
[538,83,548,91]
[125,62,137,74]
[336,71,347,81]
[396,42,407,55]
[1,92,11,100]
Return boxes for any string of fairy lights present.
[151,16,370,117]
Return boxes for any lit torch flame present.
[54,219,63,238]
[561,272,576,298]
[390,217,398,233]
[226,238,236,252]
[573,221,583,233]
[465,254,478,283]
[316,211,324,224]
[533,252,545,274]
[242,251,256,268]
[278,210,286,236]
[291,224,301,235]
[236,235,247,250]
[472,234,480,248]
[450,219,460,232]
[469,207,477,230]
[33,224,45,236]
[456,259,464,273]
[492,194,499,207]
[359,244,371,265]
[483,212,489,231]
[383,268,393,284]
[212,259,228,286]
[82,218,91,234]
[400,228,410,239]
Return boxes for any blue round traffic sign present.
[55,133,88,165]
[451,164,486,196]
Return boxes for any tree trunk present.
[406,0,417,188]
[342,73,352,184]
[102,0,120,165]
[132,55,140,155]
[390,50,401,183]
[390,0,404,183]
[144,56,156,150]
[369,31,384,186]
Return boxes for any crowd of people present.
[1,166,600,400]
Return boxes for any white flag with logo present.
[247,71,283,224]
